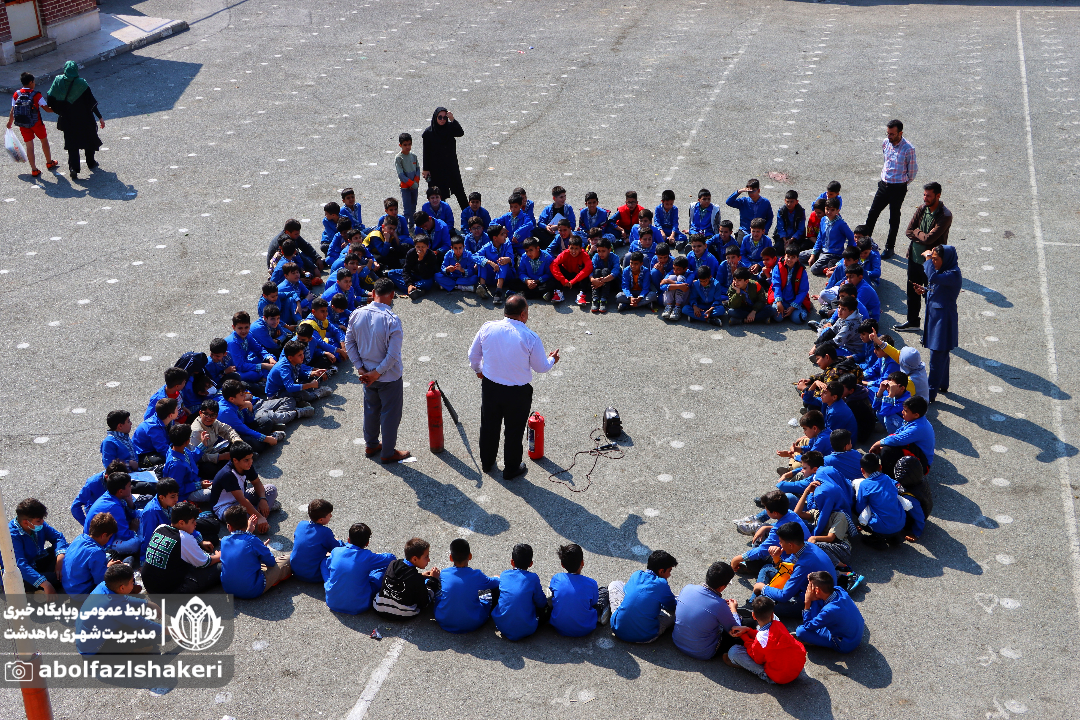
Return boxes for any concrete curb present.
[1,19,188,94]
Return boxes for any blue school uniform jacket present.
[653,204,682,235]
[816,191,843,210]
[290,521,345,583]
[853,280,881,321]
[71,471,107,524]
[577,207,617,237]
[340,203,364,230]
[204,351,236,387]
[265,357,308,399]
[549,572,600,637]
[862,250,882,285]
[863,355,901,388]
[164,445,205,497]
[434,566,501,634]
[259,295,300,328]
[611,569,677,643]
[440,250,479,280]
[325,232,347,266]
[137,496,171,563]
[475,239,515,277]
[491,568,548,641]
[686,249,720,280]
[277,278,313,312]
[100,432,137,469]
[63,533,110,595]
[812,216,855,256]
[216,397,267,444]
[227,331,270,375]
[425,218,453,255]
[322,280,360,311]
[321,216,338,248]
[459,205,492,232]
[132,415,170,457]
[375,213,411,241]
[856,472,906,534]
[84,493,137,543]
[824,449,862,481]
[7,519,68,588]
[761,542,836,605]
[687,279,724,312]
[143,386,177,420]
[538,202,576,231]
[496,211,536,252]
[250,319,289,358]
[823,399,858,437]
[775,204,806,243]
[620,265,653,297]
[422,199,456,229]
[874,391,909,433]
[740,235,773,266]
[591,251,619,275]
[323,544,397,614]
[806,466,854,537]
[726,191,773,234]
[881,416,935,467]
[628,225,664,254]
[221,531,277,599]
[518,250,554,283]
[715,260,742,295]
[743,511,811,563]
[75,582,159,655]
[688,202,722,237]
[793,431,832,463]
[799,587,863,653]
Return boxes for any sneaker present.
[297,406,315,419]
[552,289,565,303]
[736,519,765,536]
[272,430,286,442]
[617,302,628,312]
[326,366,339,377]
[847,574,867,593]
[269,500,282,514]
[576,291,587,305]
[542,290,554,302]
[709,316,723,326]
[598,301,608,314]
[599,605,612,626]
[591,299,600,314]
[670,306,682,321]
[661,305,673,320]
[807,320,821,330]
[493,291,505,306]
[315,387,333,399]
[408,287,422,299]
[777,466,791,475]
[475,283,490,299]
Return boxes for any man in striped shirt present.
[865,119,918,259]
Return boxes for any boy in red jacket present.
[724,596,806,684]
[613,190,642,242]
[551,236,593,305]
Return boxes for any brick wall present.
[0,5,12,44]
[40,0,97,26]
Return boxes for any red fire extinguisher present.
[527,412,545,460]
[427,381,444,453]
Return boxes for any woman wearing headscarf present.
[915,244,960,403]
[421,107,467,210]
[46,61,104,180]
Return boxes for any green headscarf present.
[48,61,90,104]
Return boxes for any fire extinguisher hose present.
[433,380,461,426]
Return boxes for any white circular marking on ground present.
[78,299,91,304]
[550,370,563,376]
[990,414,1007,422]
[991,477,1010,487]
[995,554,1015,565]
[72,408,86,414]
[48,321,60,327]
[50,236,61,241]
[194,310,205,315]
[657,474,673,483]
[16,343,29,349]
[1000,648,1022,660]
[681,412,695,419]
[630,545,649,556]
[178,228,188,233]
[988,385,1003,393]
[0,470,7,477]
[328,469,344,477]
[991,444,1008,453]
[699,358,713,364]
[132,261,144,266]
[435,332,448,338]
[985,336,999,342]
[670,440,685,448]
[981,265,994,271]
[26,251,36,256]
[564,346,575,352]
[644,508,660,517]
[33,437,49,444]
[689,385,703,391]
[995,515,1013,524]
[215,691,233,704]
[984,359,1001,367]
[981,310,996,317]
[251,639,270,653]
[156,244,167,249]
[596,637,615,649]
[999,598,1020,610]
[418,356,430,362]
[77,221,88,225]
[106,381,121,388]
[217,289,230,294]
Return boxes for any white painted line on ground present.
[346,637,406,720]
[1041,242,1080,247]
[1015,9,1080,622]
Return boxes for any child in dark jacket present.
[373,537,441,618]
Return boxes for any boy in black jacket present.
[391,236,440,299]
[374,537,442,618]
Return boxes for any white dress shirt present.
[468,318,555,386]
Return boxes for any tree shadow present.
[383,464,511,535]
[500,476,648,560]
[953,347,1069,399]
[931,392,1078,463]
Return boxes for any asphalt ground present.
[2,0,1079,718]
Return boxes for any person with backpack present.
[46,61,105,181]
[7,72,57,178]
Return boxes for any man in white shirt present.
[468,295,559,479]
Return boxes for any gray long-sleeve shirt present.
[345,301,403,381]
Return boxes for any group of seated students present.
[5,175,938,681]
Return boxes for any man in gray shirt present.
[345,278,410,463]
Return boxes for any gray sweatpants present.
[364,377,404,460]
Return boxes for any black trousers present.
[479,376,533,472]
[906,252,928,323]
[864,180,908,251]
[68,148,96,174]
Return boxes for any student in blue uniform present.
[822,429,861,480]
[684,265,724,326]
[685,234,720,280]
[101,410,140,470]
[549,543,605,637]
[375,197,412,243]
[496,192,536,255]
[72,460,133,524]
[421,185,458,236]
[855,233,881,287]
[321,201,342,254]
[535,185,576,247]
[544,219,577,257]
[75,565,162,655]
[624,209,664,268]
[688,189,723,249]
[871,395,935,477]
[616,252,656,311]
[249,304,289,359]
[816,381,859,438]
[259,281,301,331]
[774,189,807,255]
[164,424,213,502]
[854,453,907,548]
[609,550,678,643]
[741,217,774,272]
[731,491,810,576]
[143,367,191,422]
[726,179,773,236]
[136,478,180,564]
[874,371,911,433]
[270,239,319,286]
[672,562,741,661]
[278,263,317,315]
[817,180,843,209]
[216,380,285,450]
[265,340,324,411]
[227,311,275,384]
[328,294,352,335]
[323,522,397,614]
[325,219,354,267]
[434,538,501,634]
[290,499,344,583]
[576,192,618,247]
[650,243,673,290]
[750,522,837,619]
[474,223,514,305]
[339,187,367,233]
[84,472,140,560]
[460,191,492,234]
[516,238,556,300]
[463,214,489,253]
[435,235,480,292]
[654,189,688,250]
[220,505,292,599]
[491,543,549,641]
[63,512,120,594]
[9,498,69,595]
[843,264,880,321]
[715,244,743,294]
[796,571,864,653]
[321,267,362,312]
[132,397,177,464]
[802,198,855,276]
[588,236,620,313]
[412,210,453,258]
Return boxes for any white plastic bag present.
[5,128,27,163]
